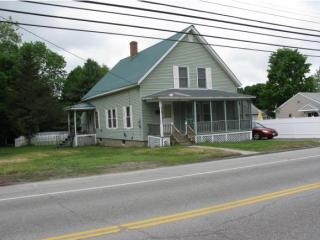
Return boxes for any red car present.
[252,122,278,140]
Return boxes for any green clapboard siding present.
[89,87,143,141]
[140,35,237,97]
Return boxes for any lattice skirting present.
[148,136,171,147]
[195,131,252,143]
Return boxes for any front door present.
[163,103,173,124]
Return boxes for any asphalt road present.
[1,147,320,240]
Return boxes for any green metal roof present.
[82,27,189,101]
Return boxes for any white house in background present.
[275,92,320,118]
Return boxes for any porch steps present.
[171,135,192,146]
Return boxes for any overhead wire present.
[20,1,320,45]
[2,20,320,58]
[1,8,320,52]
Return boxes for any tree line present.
[0,20,108,145]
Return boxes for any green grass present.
[200,139,320,152]
[0,145,237,185]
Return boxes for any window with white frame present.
[173,66,189,88]
[178,67,188,88]
[123,106,133,129]
[197,68,206,88]
[106,108,117,129]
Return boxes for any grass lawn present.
[0,145,237,186]
[200,139,320,152]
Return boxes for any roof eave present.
[143,96,255,102]
[137,26,192,86]
[82,84,137,101]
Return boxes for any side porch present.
[64,102,98,147]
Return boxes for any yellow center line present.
[43,182,320,240]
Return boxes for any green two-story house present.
[66,25,254,147]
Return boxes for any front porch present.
[143,89,254,147]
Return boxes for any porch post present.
[193,101,197,135]
[159,101,164,138]
[209,101,213,132]
[224,100,228,132]
[74,110,78,147]
[238,100,241,131]
[67,111,70,133]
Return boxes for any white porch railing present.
[195,131,252,143]
[148,136,171,147]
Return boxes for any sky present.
[0,0,320,87]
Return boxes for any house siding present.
[89,87,144,141]
[140,35,238,97]
[275,94,314,118]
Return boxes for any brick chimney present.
[130,41,138,58]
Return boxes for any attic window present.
[188,34,194,42]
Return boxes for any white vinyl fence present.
[15,131,68,147]
[258,117,320,139]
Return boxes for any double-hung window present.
[123,105,133,129]
[197,68,206,88]
[94,110,100,129]
[178,67,188,88]
[173,66,189,88]
[198,67,212,89]
[106,108,117,129]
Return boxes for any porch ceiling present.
[142,89,255,102]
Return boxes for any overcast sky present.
[1,0,320,87]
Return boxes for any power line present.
[232,0,320,21]
[21,0,320,45]
[0,15,86,61]
[2,8,320,53]
[2,20,320,58]
[76,1,320,38]
[200,0,320,25]
[139,0,320,33]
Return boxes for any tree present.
[11,42,67,141]
[313,67,320,91]
[0,17,21,45]
[0,20,21,145]
[262,48,316,116]
[238,83,266,110]
[62,59,108,105]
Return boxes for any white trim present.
[106,108,118,129]
[176,65,190,88]
[197,67,207,89]
[159,101,164,137]
[143,96,254,101]
[82,85,137,101]
[123,105,133,129]
[299,93,320,104]
[173,65,179,89]
[95,110,100,129]
[206,67,212,89]
[137,27,189,85]
[298,103,319,112]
